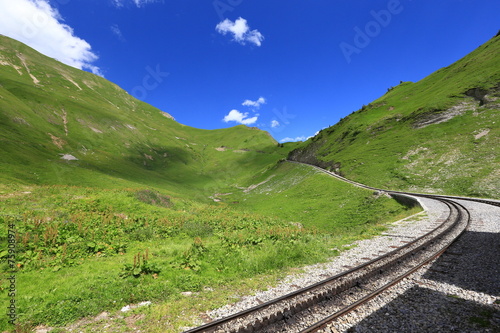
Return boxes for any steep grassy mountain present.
[289,34,500,198]
[0,34,287,199]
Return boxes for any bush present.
[135,190,172,208]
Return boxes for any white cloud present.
[110,24,125,41]
[223,109,258,125]
[242,96,266,109]
[132,0,159,8]
[271,120,280,128]
[111,0,124,8]
[0,0,102,76]
[112,0,159,8]
[280,136,309,143]
[215,17,264,47]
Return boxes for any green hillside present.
[289,34,500,198]
[0,34,285,199]
[1,31,497,333]
[0,36,418,332]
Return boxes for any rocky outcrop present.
[160,111,175,120]
[465,85,500,106]
[465,88,489,106]
[411,86,499,129]
[287,142,341,173]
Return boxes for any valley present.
[0,32,498,332]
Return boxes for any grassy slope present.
[0,181,418,332]
[0,36,419,332]
[219,162,418,234]
[0,35,286,199]
[289,34,500,198]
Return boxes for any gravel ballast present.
[190,197,499,333]
[323,199,500,332]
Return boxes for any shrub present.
[120,249,161,278]
[135,190,172,208]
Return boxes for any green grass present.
[221,162,419,234]
[0,34,458,332]
[289,34,500,198]
[0,181,417,332]
[0,36,291,201]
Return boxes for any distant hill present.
[0,35,288,199]
[288,33,500,198]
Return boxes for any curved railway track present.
[183,162,498,333]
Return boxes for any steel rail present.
[299,199,471,333]
[184,196,463,333]
[183,198,455,332]
[184,162,497,333]
[287,161,500,206]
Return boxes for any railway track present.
[183,162,498,333]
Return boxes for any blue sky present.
[0,0,499,142]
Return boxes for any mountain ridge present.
[288,33,500,198]
[1,33,498,199]
[0,35,287,198]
